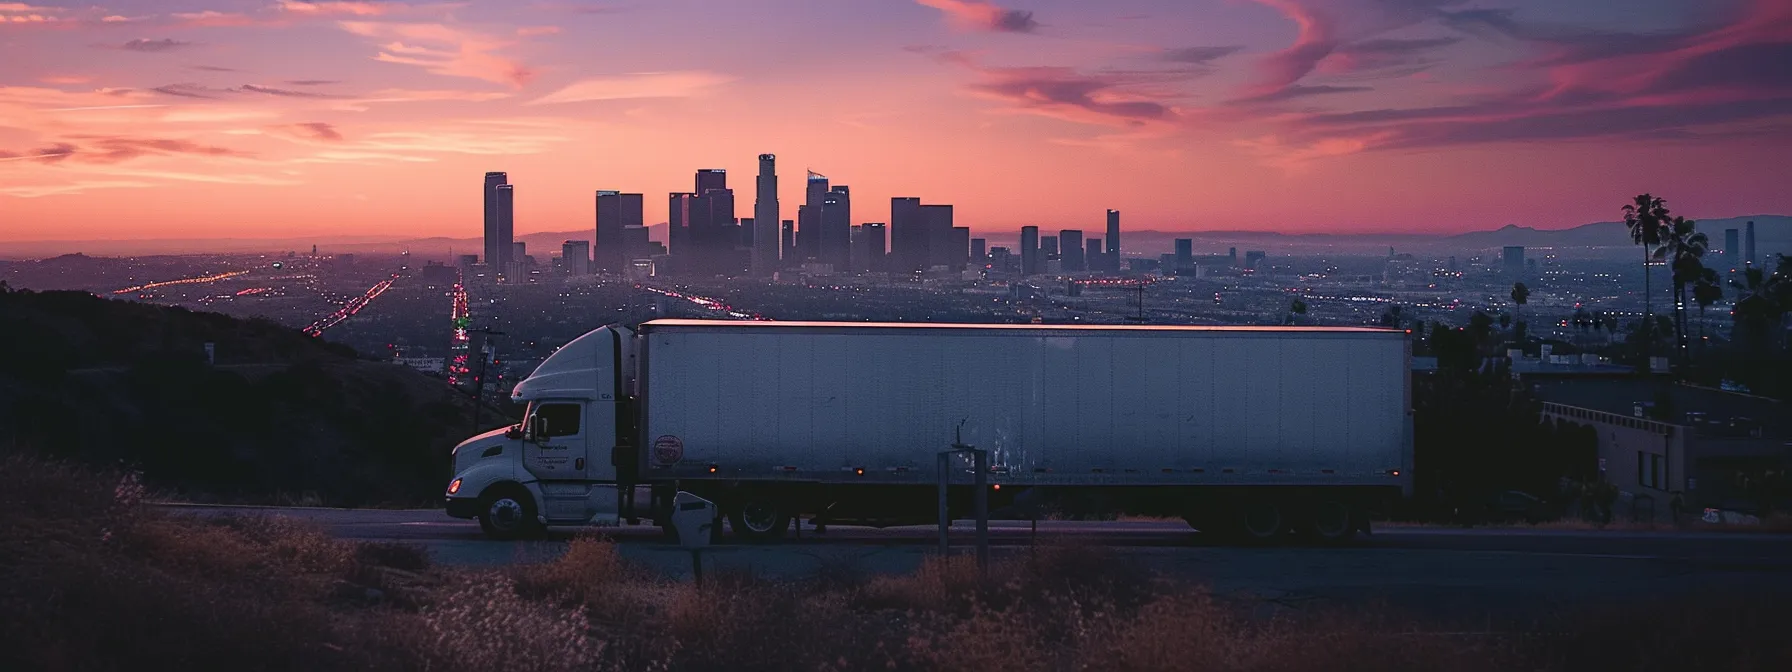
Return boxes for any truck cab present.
[444,325,645,539]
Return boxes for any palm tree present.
[1692,267,1723,355]
[1622,194,1669,356]
[1731,255,1792,352]
[1510,282,1530,330]
[1658,215,1709,363]
[1286,298,1308,325]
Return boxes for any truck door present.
[523,401,588,480]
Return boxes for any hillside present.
[0,286,479,506]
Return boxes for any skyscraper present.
[971,237,986,266]
[1020,226,1040,276]
[668,192,696,262]
[493,183,515,278]
[800,172,829,262]
[891,197,923,272]
[951,227,970,272]
[1086,238,1103,273]
[753,154,779,276]
[685,169,736,276]
[482,172,509,270]
[822,186,852,270]
[1059,230,1084,272]
[1105,209,1121,272]
[1503,246,1525,278]
[1041,235,1058,258]
[864,223,887,272]
[561,240,590,275]
[922,204,954,269]
[781,219,796,266]
[595,191,643,273]
[695,169,726,196]
[1745,220,1757,268]
[1174,239,1193,273]
[1725,228,1741,271]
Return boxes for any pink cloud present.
[915,0,1038,34]
[941,52,1177,129]
[340,21,536,87]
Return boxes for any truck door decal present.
[653,435,684,465]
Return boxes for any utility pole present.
[468,328,505,434]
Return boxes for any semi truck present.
[446,319,1413,543]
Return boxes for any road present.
[165,505,1792,620]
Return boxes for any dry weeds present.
[4,454,1789,671]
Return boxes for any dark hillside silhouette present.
[0,285,472,505]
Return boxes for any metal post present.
[690,549,703,589]
[937,452,950,555]
[973,448,988,574]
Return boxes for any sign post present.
[936,420,990,575]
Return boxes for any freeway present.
[165,505,1792,620]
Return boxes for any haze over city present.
[3,0,1791,247]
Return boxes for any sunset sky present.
[2,0,1789,243]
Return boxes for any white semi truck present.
[446,319,1413,543]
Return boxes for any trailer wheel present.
[1237,500,1284,544]
[477,485,541,541]
[729,496,790,542]
[1305,499,1357,544]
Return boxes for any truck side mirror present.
[529,415,549,442]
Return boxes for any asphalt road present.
[164,505,1792,621]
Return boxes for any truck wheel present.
[1238,500,1285,544]
[1305,499,1357,544]
[478,486,541,541]
[729,497,790,542]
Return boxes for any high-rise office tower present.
[561,240,590,275]
[1745,220,1757,267]
[1087,238,1103,273]
[1503,246,1525,278]
[595,191,643,273]
[1105,209,1121,272]
[891,197,923,272]
[668,192,696,261]
[922,204,954,269]
[971,237,987,266]
[822,186,852,269]
[1041,235,1059,258]
[1174,238,1192,273]
[493,183,515,277]
[482,172,509,269]
[1228,247,1238,267]
[1020,226,1040,276]
[864,223,887,272]
[951,227,970,272]
[703,188,737,274]
[739,218,755,248]
[1059,230,1083,272]
[800,172,829,262]
[781,220,797,266]
[1725,229,1740,271]
[753,154,779,276]
[695,169,727,196]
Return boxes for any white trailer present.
[445,320,1413,543]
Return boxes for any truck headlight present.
[447,478,462,495]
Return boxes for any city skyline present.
[2,0,1790,244]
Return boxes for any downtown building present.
[595,190,645,273]
[482,172,513,278]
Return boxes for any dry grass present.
[6,453,1790,671]
[1386,512,1792,534]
